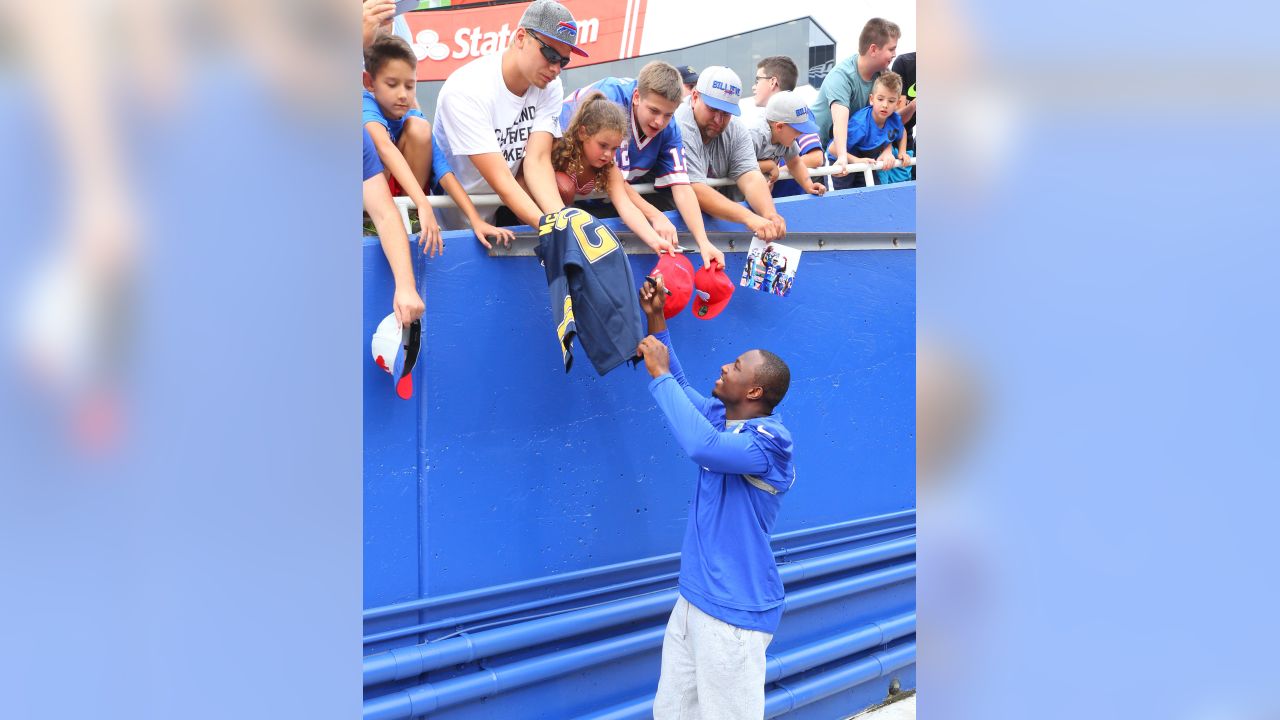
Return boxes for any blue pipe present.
[364,510,915,620]
[367,610,914,720]
[766,642,916,718]
[781,562,916,614]
[364,626,667,720]
[765,613,914,683]
[364,537,914,686]
[363,570,679,646]
[364,519,914,646]
[568,612,915,720]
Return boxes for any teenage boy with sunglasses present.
[434,0,586,228]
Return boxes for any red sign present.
[404,0,648,81]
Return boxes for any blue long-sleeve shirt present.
[647,330,796,633]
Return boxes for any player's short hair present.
[754,350,791,411]
[636,61,684,104]
[757,56,799,91]
[858,18,901,55]
[365,34,417,78]
[873,70,903,96]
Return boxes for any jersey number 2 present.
[555,207,620,264]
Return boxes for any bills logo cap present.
[520,0,590,57]
[764,91,820,135]
[694,66,743,116]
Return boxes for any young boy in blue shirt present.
[826,71,914,190]
[364,35,513,253]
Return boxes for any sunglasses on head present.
[529,32,571,68]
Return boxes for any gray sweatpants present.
[652,594,774,720]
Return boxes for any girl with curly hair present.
[529,92,677,254]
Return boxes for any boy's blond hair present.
[636,61,683,104]
[858,18,901,55]
[873,70,903,97]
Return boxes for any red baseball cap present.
[691,260,735,320]
[649,253,694,319]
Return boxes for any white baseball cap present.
[764,91,820,134]
[694,66,744,116]
[371,313,422,400]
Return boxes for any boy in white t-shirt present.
[433,0,587,227]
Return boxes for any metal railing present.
[388,159,916,235]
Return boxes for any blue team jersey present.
[535,208,644,376]
[561,78,691,188]
[647,330,796,634]
[363,128,384,181]
[828,105,905,161]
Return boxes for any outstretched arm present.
[470,153,545,228]
[639,336,769,475]
[364,173,425,327]
[638,281,710,413]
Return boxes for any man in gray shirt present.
[675,66,786,242]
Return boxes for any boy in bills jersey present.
[561,62,724,270]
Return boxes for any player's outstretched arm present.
[639,342,769,475]
[639,281,712,413]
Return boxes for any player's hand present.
[393,284,425,326]
[746,214,780,242]
[765,163,780,188]
[699,243,725,270]
[418,215,444,258]
[807,180,827,196]
[474,220,514,250]
[639,275,667,318]
[637,335,671,379]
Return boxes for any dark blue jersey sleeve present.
[649,374,770,475]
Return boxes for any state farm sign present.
[404,0,648,81]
